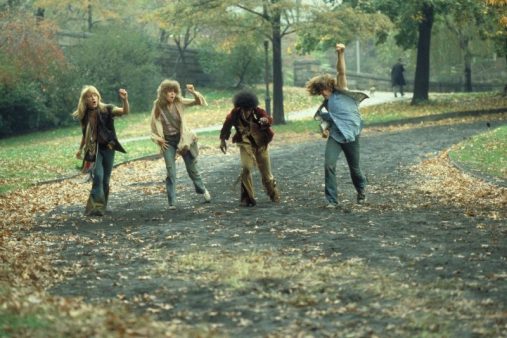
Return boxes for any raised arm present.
[112,88,129,115]
[335,43,348,90]
[182,84,208,107]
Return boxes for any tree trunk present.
[457,32,473,92]
[160,29,168,44]
[176,52,188,95]
[504,32,507,74]
[411,2,434,105]
[271,7,285,124]
[464,49,472,92]
[88,4,93,32]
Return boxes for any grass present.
[360,91,506,124]
[449,124,507,179]
[0,313,48,335]
[0,90,505,194]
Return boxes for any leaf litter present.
[0,112,506,337]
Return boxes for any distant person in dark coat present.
[391,58,406,97]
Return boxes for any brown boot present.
[266,179,280,203]
[240,183,256,207]
[85,195,105,216]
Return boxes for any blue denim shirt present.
[321,91,363,143]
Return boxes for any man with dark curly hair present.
[219,90,280,207]
[306,43,368,208]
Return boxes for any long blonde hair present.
[153,79,182,118]
[72,85,105,122]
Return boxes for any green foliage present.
[198,40,264,88]
[295,3,392,54]
[65,24,162,111]
[0,83,48,138]
[0,313,48,335]
[0,11,72,136]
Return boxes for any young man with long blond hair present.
[306,43,368,208]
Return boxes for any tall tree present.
[142,0,218,89]
[198,31,265,89]
[485,0,507,68]
[443,1,490,92]
[223,0,303,124]
[411,2,434,103]
[193,0,306,124]
[370,0,452,104]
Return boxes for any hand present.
[118,88,128,100]
[186,84,195,93]
[259,117,269,125]
[336,43,345,53]
[220,139,227,154]
[76,150,82,160]
[158,140,169,150]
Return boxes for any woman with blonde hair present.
[150,79,210,209]
[73,85,129,216]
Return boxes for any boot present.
[240,183,256,207]
[265,179,280,203]
[85,195,105,216]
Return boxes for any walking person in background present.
[391,58,406,97]
[219,90,280,207]
[74,86,129,216]
[150,79,211,210]
[306,43,368,208]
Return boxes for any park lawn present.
[449,124,507,179]
[361,91,506,124]
[117,86,322,137]
[0,90,505,194]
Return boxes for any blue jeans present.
[86,146,115,215]
[324,136,366,204]
[163,144,206,206]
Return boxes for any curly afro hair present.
[233,90,259,109]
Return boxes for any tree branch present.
[235,4,267,20]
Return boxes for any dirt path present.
[39,117,506,336]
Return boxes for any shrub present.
[65,24,162,111]
[198,39,264,88]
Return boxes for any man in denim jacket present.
[306,43,368,208]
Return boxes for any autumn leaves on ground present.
[1,99,506,337]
